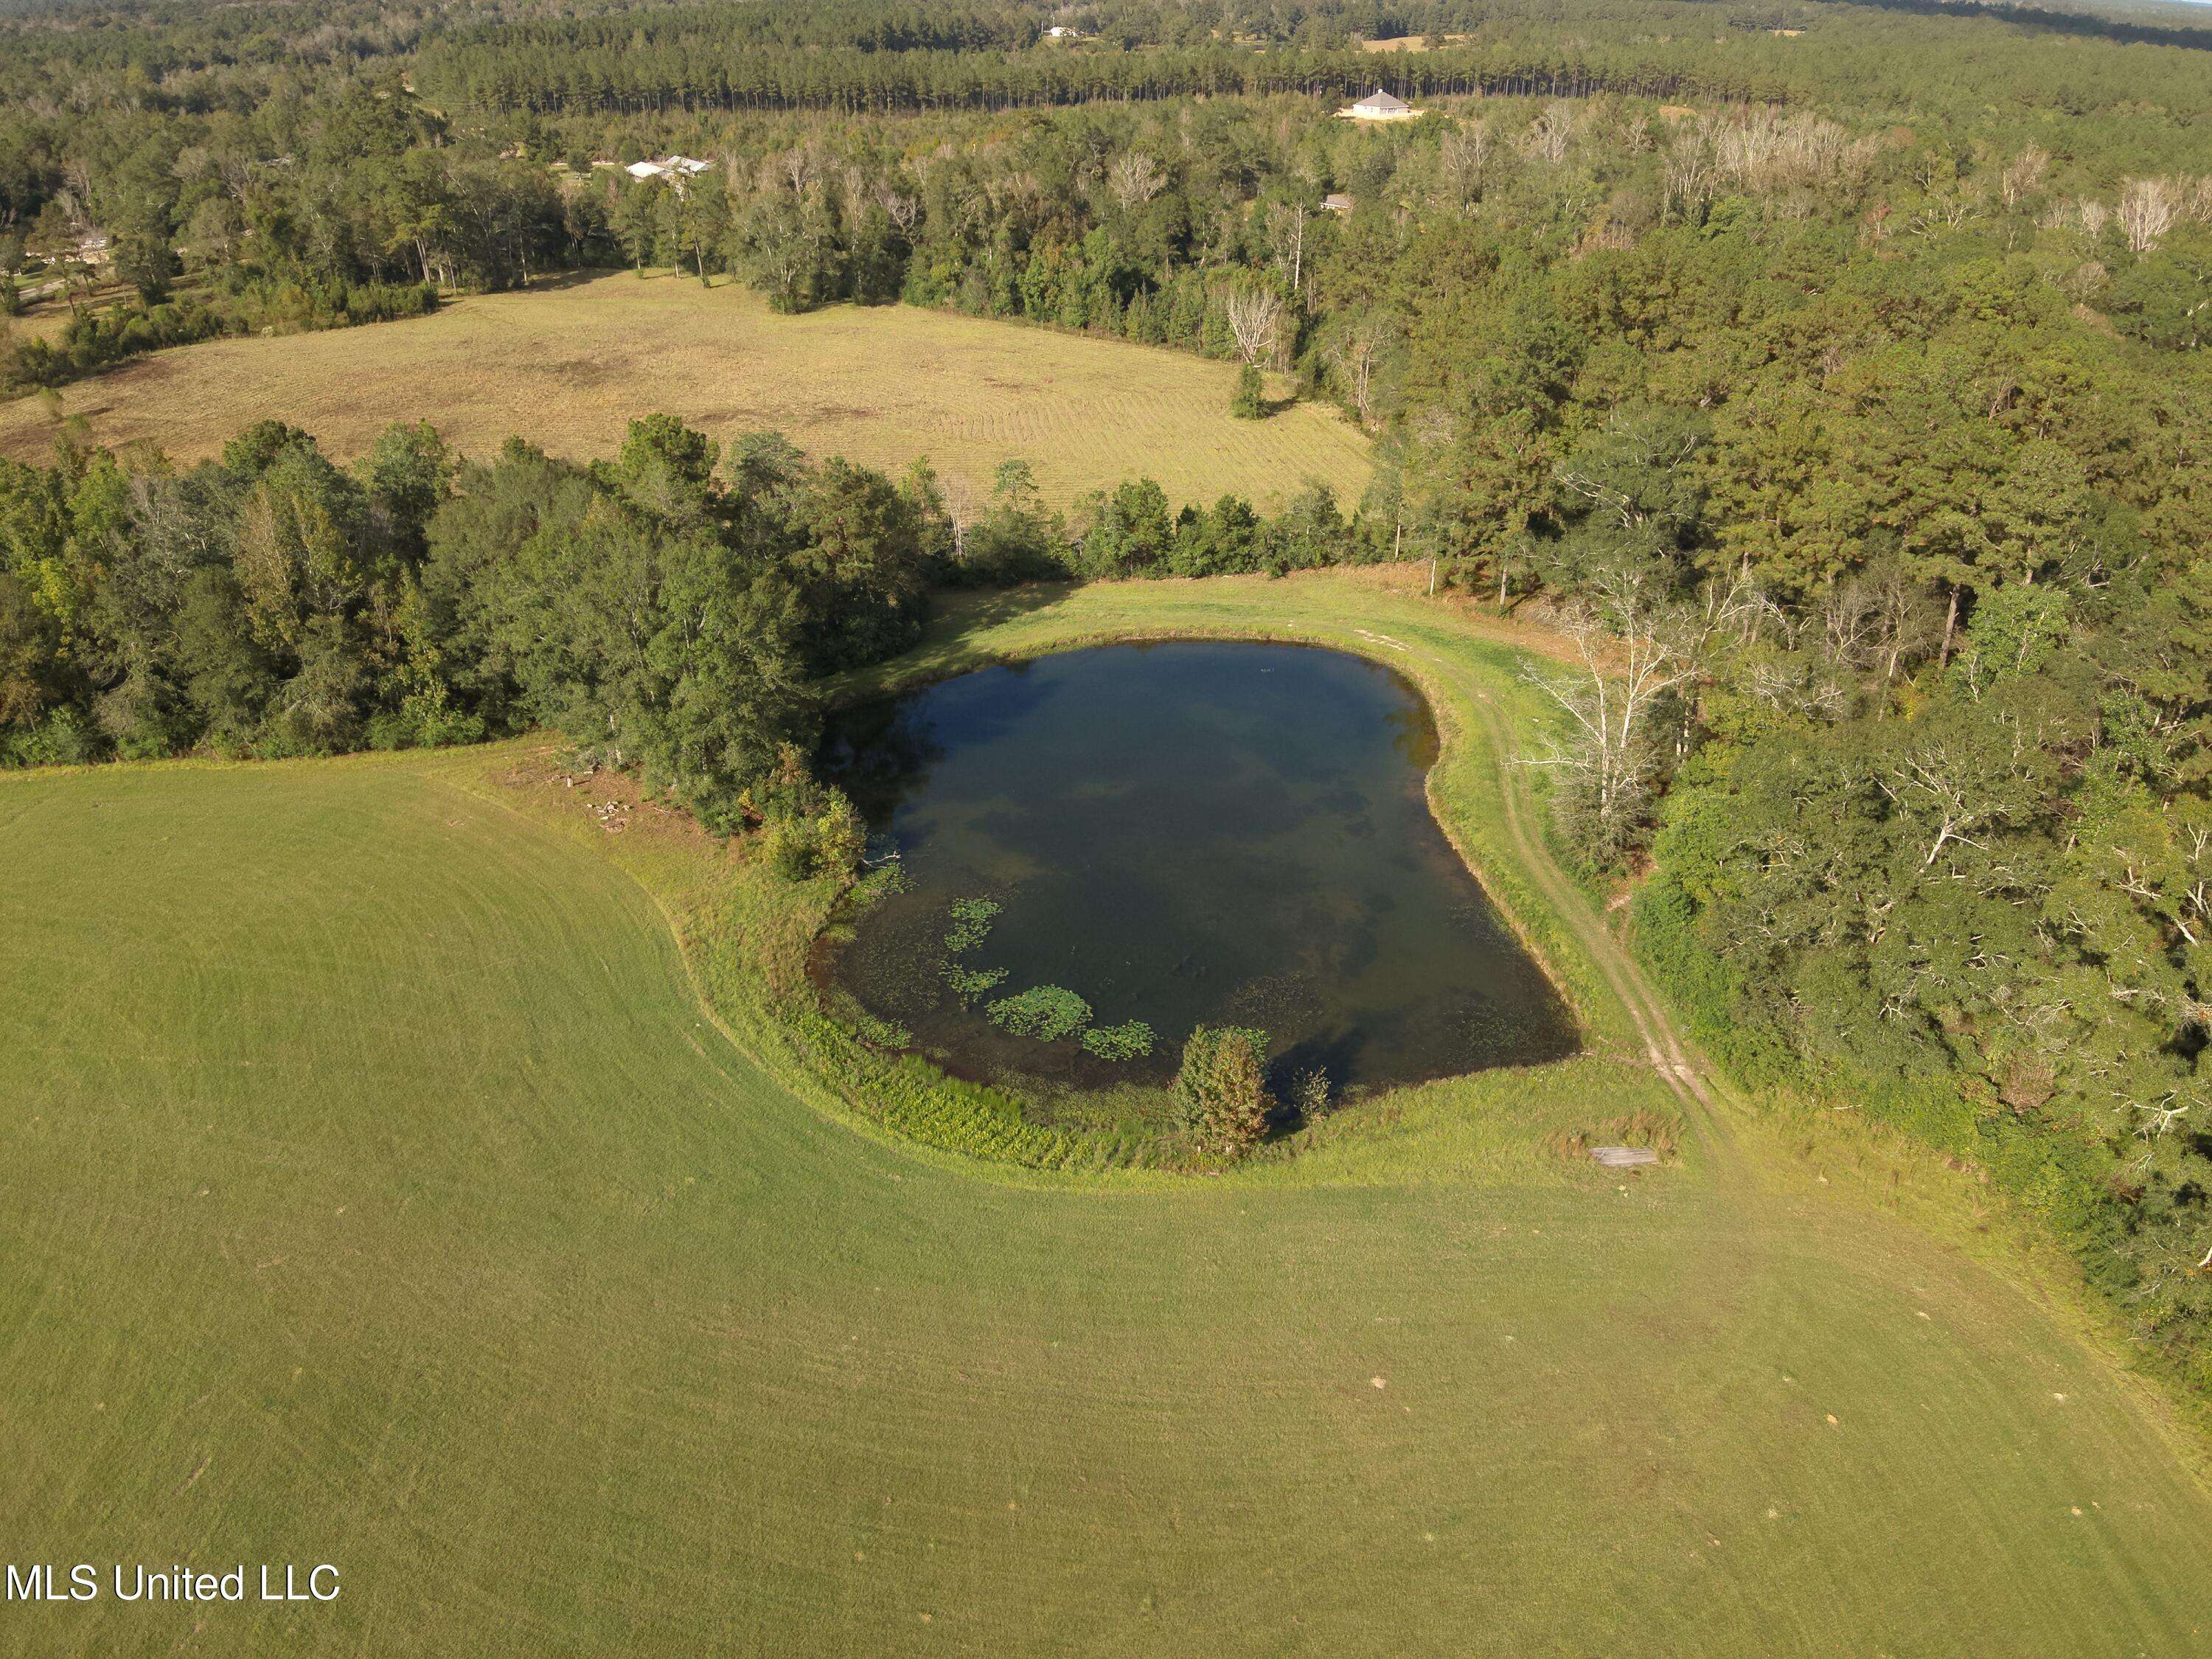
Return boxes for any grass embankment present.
[5,571,2212,1653]
[0,273,1372,512]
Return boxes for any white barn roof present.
[626,156,714,181]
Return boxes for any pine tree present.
[1231,362,1265,420]
[1174,1026,1272,1161]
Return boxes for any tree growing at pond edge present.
[1175,1025,1272,1161]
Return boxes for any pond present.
[816,641,1578,1099]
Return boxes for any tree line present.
[411,0,2212,142]
[0,417,923,858]
[7,0,2211,392]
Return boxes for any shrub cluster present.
[1173,1025,1273,1163]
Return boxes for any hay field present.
[0,274,1374,511]
[5,572,2211,1653]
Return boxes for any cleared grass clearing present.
[4,571,2211,1653]
[1360,32,1467,49]
[0,273,1374,511]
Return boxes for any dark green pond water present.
[817,641,1577,1097]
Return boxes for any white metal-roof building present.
[1340,90,1419,122]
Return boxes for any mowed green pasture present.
[4,571,2212,1654]
[0,273,1373,512]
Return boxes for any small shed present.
[1322,193,1354,215]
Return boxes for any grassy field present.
[0,274,1374,512]
[5,571,2211,1653]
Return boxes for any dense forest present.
[5,0,2212,1394]
[4,0,2211,380]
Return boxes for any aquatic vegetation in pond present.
[987,984,1093,1040]
[848,1009,913,1050]
[944,897,1001,954]
[1081,1020,1156,1061]
[942,961,1009,1004]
